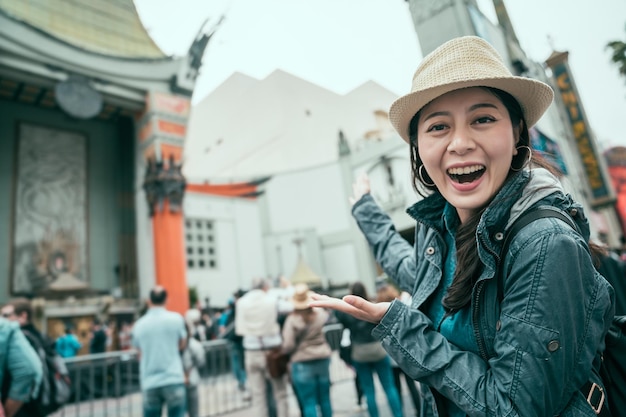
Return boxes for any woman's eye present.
[427,123,446,132]
[474,116,495,124]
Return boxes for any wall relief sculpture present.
[11,124,88,295]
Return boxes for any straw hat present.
[292,283,313,310]
[389,36,554,144]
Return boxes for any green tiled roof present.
[0,0,166,58]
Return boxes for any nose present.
[447,128,476,155]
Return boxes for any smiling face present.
[416,87,520,223]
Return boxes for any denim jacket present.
[0,318,42,403]
[352,169,614,416]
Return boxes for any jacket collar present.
[405,169,587,265]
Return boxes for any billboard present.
[547,53,616,208]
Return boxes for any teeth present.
[447,165,484,175]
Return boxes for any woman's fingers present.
[309,294,389,324]
[349,172,371,206]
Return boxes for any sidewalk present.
[223,376,420,417]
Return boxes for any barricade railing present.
[50,323,353,417]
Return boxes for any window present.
[184,217,217,270]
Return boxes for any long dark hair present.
[407,87,561,311]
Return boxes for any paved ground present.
[222,375,421,417]
[52,351,421,417]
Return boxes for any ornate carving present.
[142,155,187,216]
[173,16,225,94]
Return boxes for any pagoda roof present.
[289,256,322,287]
[0,0,166,59]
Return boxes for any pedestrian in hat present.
[311,36,614,416]
[281,284,333,417]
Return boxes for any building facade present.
[0,0,213,347]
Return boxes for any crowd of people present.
[222,271,446,417]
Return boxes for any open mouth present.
[447,165,485,184]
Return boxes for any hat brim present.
[389,76,554,144]
[293,301,312,310]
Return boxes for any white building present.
[183,70,417,306]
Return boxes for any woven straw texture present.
[389,36,554,143]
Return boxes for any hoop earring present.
[418,164,435,187]
[511,146,532,172]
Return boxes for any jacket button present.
[495,320,501,331]
[547,340,560,352]
[569,208,578,217]
[426,247,435,255]
[494,232,504,241]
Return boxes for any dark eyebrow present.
[422,111,450,122]
[422,102,499,122]
[468,102,499,112]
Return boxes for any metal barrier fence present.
[51,323,353,417]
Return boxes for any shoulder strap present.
[497,207,578,304]
[22,329,43,354]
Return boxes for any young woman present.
[281,284,333,417]
[311,36,614,416]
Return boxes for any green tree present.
[189,286,198,308]
[607,24,626,81]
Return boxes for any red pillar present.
[137,91,191,315]
[152,200,189,314]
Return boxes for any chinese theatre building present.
[0,0,209,346]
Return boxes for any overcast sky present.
[135,0,626,149]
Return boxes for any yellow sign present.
[552,63,614,208]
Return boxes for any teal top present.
[56,333,82,358]
[424,203,478,417]
[131,307,187,390]
[0,318,42,402]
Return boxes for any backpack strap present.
[497,206,578,304]
[497,207,612,416]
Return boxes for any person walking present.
[1,298,54,417]
[337,328,365,412]
[0,316,42,417]
[311,36,614,416]
[218,290,248,394]
[333,282,403,417]
[281,284,333,417]
[182,322,206,417]
[235,278,292,417]
[55,327,82,358]
[375,280,421,417]
[132,286,188,417]
[89,318,107,354]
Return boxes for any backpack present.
[596,263,626,414]
[498,207,624,417]
[22,330,72,416]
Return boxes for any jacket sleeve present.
[373,222,613,416]
[281,315,298,354]
[6,327,42,402]
[351,194,416,293]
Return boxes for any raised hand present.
[349,171,371,206]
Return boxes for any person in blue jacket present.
[56,327,82,358]
[0,317,42,416]
[311,36,614,416]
